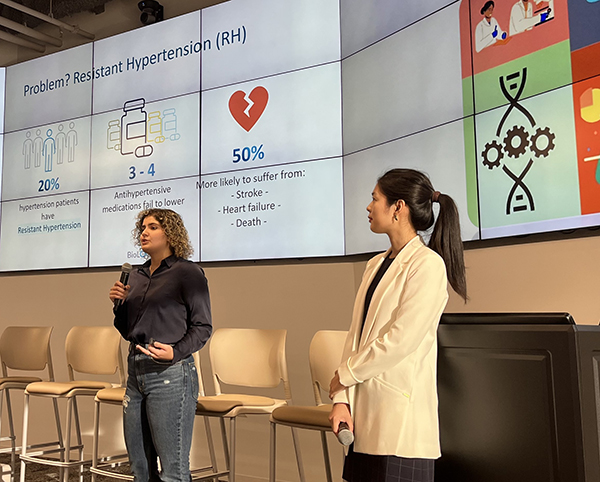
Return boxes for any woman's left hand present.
[329,370,346,399]
[137,341,174,361]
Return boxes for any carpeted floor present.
[0,453,130,481]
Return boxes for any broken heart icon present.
[228,86,269,132]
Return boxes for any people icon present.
[67,122,77,163]
[42,129,56,173]
[22,131,33,169]
[55,124,66,165]
[33,129,43,168]
[475,1,507,53]
[509,0,551,36]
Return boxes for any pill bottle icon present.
[107,119,120,150]
[163,108,181,141]
[121,98,147,156]
[147,111,164,143]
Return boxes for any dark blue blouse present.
[114,255,212,364]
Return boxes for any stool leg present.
[64,398,74,482]
[91,400,100,482]
[269,422,276,482]
[19,394,30,482]
[290,427,305,482]
[51,398,65,482]
[219,418,230,474]
[229,418,236,482]
[0,389,4,444]
[4,389,17,482]
[71,397,84,482]
[202,417,218,481]
[320,431,333,482]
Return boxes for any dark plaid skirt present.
[343,444,435,482]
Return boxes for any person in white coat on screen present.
[509,0,549,36]
[475,1,506,53]
[328,169,467,482]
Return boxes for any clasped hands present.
[136,341,174,362]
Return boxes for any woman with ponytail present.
[329,169,466,482]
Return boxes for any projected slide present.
[200,158,344,261]
[88,177,199,267]
[92,11,201,114]
[342,3,463,155]
[340,0,456,58]
[2,118,91,201]
[0,192,89,271]
[4,44,93,133]
[344,119,478,255]
[0,135,4,205]
[90,93,200,189]
[201,0,340,90]
[201,63,342,174]
[573,78,600,215]
[463,0,571,111]
[476,85,580,237]
[0,0,599,272]
[0,68,5,134]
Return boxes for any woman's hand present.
[329,402,353,434]
[109,281,130,303]
[137,341,174,361]
[329,370,346,399]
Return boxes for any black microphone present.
[114,263,133,309]
[336,421,354,446]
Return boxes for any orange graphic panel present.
[571,41,600,83]
[573,77,600,214]
[460,0,570,76]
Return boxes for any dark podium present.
[436,313,600,482]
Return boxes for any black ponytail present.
[377,169,467,302]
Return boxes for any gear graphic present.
[503,125,529,158]
[530,126,555,158]
[481,140,503,169]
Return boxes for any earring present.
[394,215,398,221]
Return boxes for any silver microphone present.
[336,421,354,446]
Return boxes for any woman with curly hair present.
[109,208,212,482]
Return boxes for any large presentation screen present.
[0,0,598,271]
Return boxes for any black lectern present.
[436,313,600,482]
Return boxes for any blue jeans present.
[123,353,199,482]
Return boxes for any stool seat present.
[95,387,126,405]
[196,398,242,415]
[271,404,332,429]
[199,394,275,407]
[26,381,112,397]
[0,377,42,390]
[196,394,286,419]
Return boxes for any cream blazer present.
[333,235,448,458]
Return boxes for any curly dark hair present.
[133,209,193,259]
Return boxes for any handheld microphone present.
[114,263,133,309]
[336,421,354,446]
